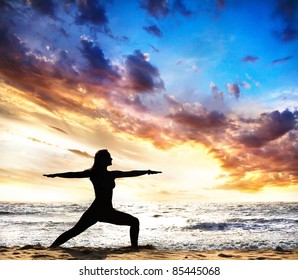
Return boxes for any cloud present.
[165,95,228,141]
[28,137,57,147]
[245,73,261,87]
[75,0,108,26]
[74,0,127,40]
[240,81,251,89]
[175,59,200,74]
[272,56,293,65]
[237,109,297,148]
[51,49,79,79]
[274,26,298,42]
[242,55,259,63]
[0,1,13,10]
[102,108,171,149]
[173,0,193,17]
[0,27,70,82]
[0,28,29,70]
[140,0,193,19]
[140,0,169,19]
[124,49,164,93]
[0,25,165,121]
[227,83,240,99]
[68,149,93,158]
[48,125,68,135]
[168,109,227,131]
[27,0,56,17]
[143,24,163,37]
[210,82,224,101]
[28,137,93,158]
[272,0,298,42]
[213,131,298,192]
[208,109,298,192]
[79,36,121,81]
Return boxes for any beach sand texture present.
[0,245,297,260]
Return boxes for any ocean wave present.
[0,211,40,216]
[183,219,297,232]
[227,218,298,224]
[0,211,13,215]
[185,222,229,231]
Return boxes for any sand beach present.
[0,245,297,260]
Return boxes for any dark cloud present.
[173,0,192,17]
[74,0,127,40]
[238,109,297,147]
[0,28,79,106]
[140,0,169,19]
[0,0,12,10]
[80,36,121,81]
[48,125,68,135]
[242,55,259,63]
[141,0,193,19]
[272,56,293,65]
[125,49,164,93]
[0,27,26,58]
[76,0,108,26]
[27,0,56,17]
[272,0,298,42]
[58,27,70,38]
[274,26,298,42]
[227,83,240,99]
[165,95,227,131]
[168,110,227,131]
[0,27,32,76]
[143,24,163,37]
[0,27,74,85]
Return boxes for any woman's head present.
[92,149,112,169]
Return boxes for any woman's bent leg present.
[50,208,97,248]
[101,210,139,247]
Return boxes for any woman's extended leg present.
[50,207,97,248]
[101,210,140,248]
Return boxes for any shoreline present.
[0,245,297,260]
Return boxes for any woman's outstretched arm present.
[43,170,89,178]
[113,170,162,178]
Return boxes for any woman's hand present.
[43,174,56,178]
[147,170,162,175]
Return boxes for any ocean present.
[0,201,297,250]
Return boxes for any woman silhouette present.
[44,149,161,248]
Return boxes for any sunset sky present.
[0,0,297,203]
